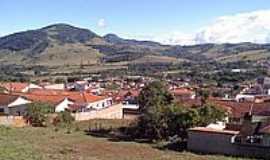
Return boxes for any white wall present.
[44,84,65,90]
[8,97,31,107]
[73,103,123,121]
[22,83,42,92]
[55,98,74,112]
[4,97,32,115]
[235,94,255,102]
[86,98,113,110]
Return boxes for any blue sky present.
[1,0,270,44]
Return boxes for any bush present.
[25,102,54,127]
[53,111,75,133]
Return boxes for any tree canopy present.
[133,81,226,141]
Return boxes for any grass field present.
[0,120,253,160]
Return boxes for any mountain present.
[104,33,162,47]
[0,23,270,66]
[0,24,105,66]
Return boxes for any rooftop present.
[189,127,239,135]
[13,89,106,105]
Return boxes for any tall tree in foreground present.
[133,81,226,141]
[136,81,173,140]
[138,81,173,112]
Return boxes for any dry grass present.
[131,55,186,64]
[216,49,270,62]
[0,120,253,160]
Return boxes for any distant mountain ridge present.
[0,23,270,66]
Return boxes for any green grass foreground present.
[0,120,253,160]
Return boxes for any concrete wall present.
[122,113,139,120]
[188,131,270,159]
[0,116,27,127]
[72,103,123,121]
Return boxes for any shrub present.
[54,110,75,133]
[25,102,54,127]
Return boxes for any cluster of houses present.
[0,82,113,116]
[235,77,270,102]
[0,75,152,118]
[186,77,270,159]
[0,76,196,118]
[187,101,270,159]
[1,75,270,158]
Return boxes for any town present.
[1,1,270,159]
[0,74,270,159]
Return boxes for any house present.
[114,89,140,119]
[14,89,113,112]
[235,77,270,102]
[0,94,31,116]
[257,77,270,94]
[210,99,270,125]
[235,94,256,102]
[114,89,140,102]
[44,83,66,90]
[188,112,270,159]
[0,82,42,93]
[170,88,196,100]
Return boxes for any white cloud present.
[194,10,270,44]
[151,32,196,45]
[121,32,196,45]
[97,18,107,28]
[127,10,270,45]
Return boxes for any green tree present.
[197,103,226,126]
[132,81,226,141]
[135,81,173,140]
[197,89,210,105]
[25,102,54,127]
[166,104,200,139]
[54,78,66,84]
[138,81,173,112]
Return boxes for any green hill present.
[0,23,270,66]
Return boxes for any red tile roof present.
[0,94,19,106]
[0,82,29,92]
[115,89,140,101]
[176,98,270,119]
[210,99,270,118]
[13,89,106,105]
[170,88,195,96]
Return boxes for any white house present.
[22,83,43,92]
[55,98,75,112]
[0,94,32,116]
[54,95,113,112]
[85,97,113,110]
[235,94,255,102]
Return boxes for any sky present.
[1,0,270,45]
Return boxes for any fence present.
[0,116,27,127]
